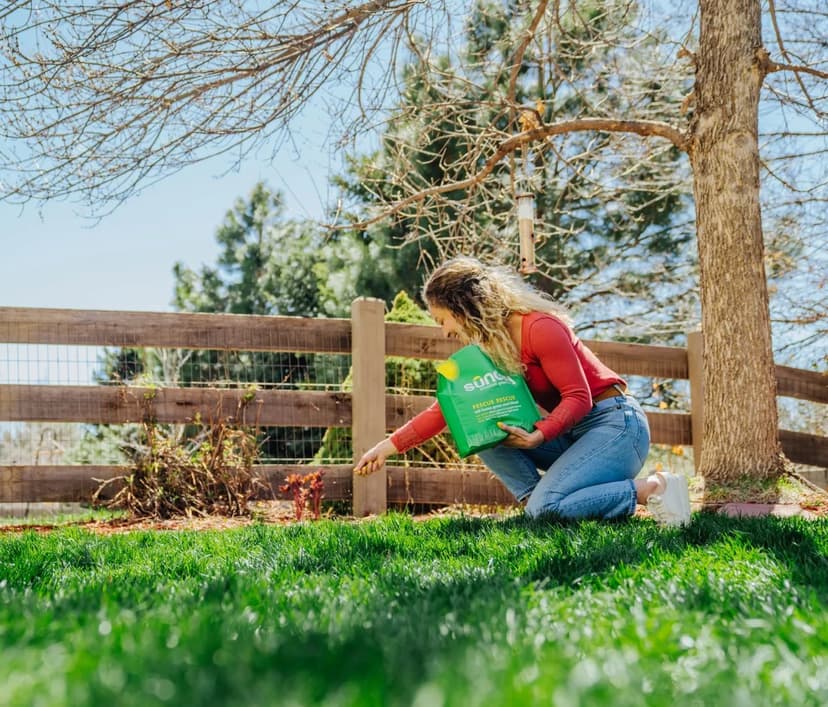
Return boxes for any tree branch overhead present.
[0,0,422,206]
[343,117,689,231]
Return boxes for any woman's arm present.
[354,437,400,476]
[354,400,447,475]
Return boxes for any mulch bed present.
[0,501,298,535]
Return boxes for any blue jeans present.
[477,394,650,519]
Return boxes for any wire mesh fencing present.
[1,305,824,512]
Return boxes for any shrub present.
[93,397,264,519]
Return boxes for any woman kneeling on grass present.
[355,256,691,527]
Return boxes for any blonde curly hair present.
[422,256,571,374]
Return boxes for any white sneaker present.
[647,472,691,527]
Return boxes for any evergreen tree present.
[337,0,696,343]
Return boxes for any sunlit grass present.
[0,505,126,527]
[1,513,827,706]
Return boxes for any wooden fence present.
[0,300,825,515]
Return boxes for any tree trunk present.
[690,0,786,481]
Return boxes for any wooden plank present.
[0,465,124,503]
[386,393,691,446]
[0,307,351,353]
[6,307,824,409]
[1,385,690,445]
[399,336,827,405]
[776,365,828,404]
[386,323,460,359]
[385,322,691,380]
[8,428,825,506]
[386,393,436,429]
[0,465,353,503]
[647,411,693,446]
[351,298,387,515]
[780,430,828,468]
[584,340,689,379]
[0,384,352,427]
[254,464,353,501]
[387,466,516,506]
[0,464,514,506]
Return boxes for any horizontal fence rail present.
[0,385,352,427]
[0,307,352,353]
[0,305,825,510]
[0,464,517,506]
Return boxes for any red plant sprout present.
[279,470,326,522]
[279,474,309,522]
[307,470,326,520]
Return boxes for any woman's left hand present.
[497,422,545,449]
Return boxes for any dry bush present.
[93,414,264,520]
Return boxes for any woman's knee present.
[524,491,560,518]
[479,447,541,500]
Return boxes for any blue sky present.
[0,142,340,313]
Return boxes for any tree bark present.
[690,0,786,481]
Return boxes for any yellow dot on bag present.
[436,359,459,381]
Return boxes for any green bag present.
[436,344,541,458]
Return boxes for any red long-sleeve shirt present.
[390,311,625,453]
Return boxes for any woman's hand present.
[354,437,398,476]
[497,422,545,449]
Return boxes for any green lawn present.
[1,513,827,706]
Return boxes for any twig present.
[766,0,826,116]
[338,117,688,231]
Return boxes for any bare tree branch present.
[767,60,828,81]
[507,0,551,106]
[341,117,687,231]
[767,0,826,116]
[0,0,425,208]
[0,0,824,370]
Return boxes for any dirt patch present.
[0,501,298,535]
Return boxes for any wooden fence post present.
[351,297,387,516]
[687,329,704,475]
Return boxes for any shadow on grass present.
[236,512,828,705]
[685,510,828,601]
[4,513,828,706]
[424,511,828,600]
